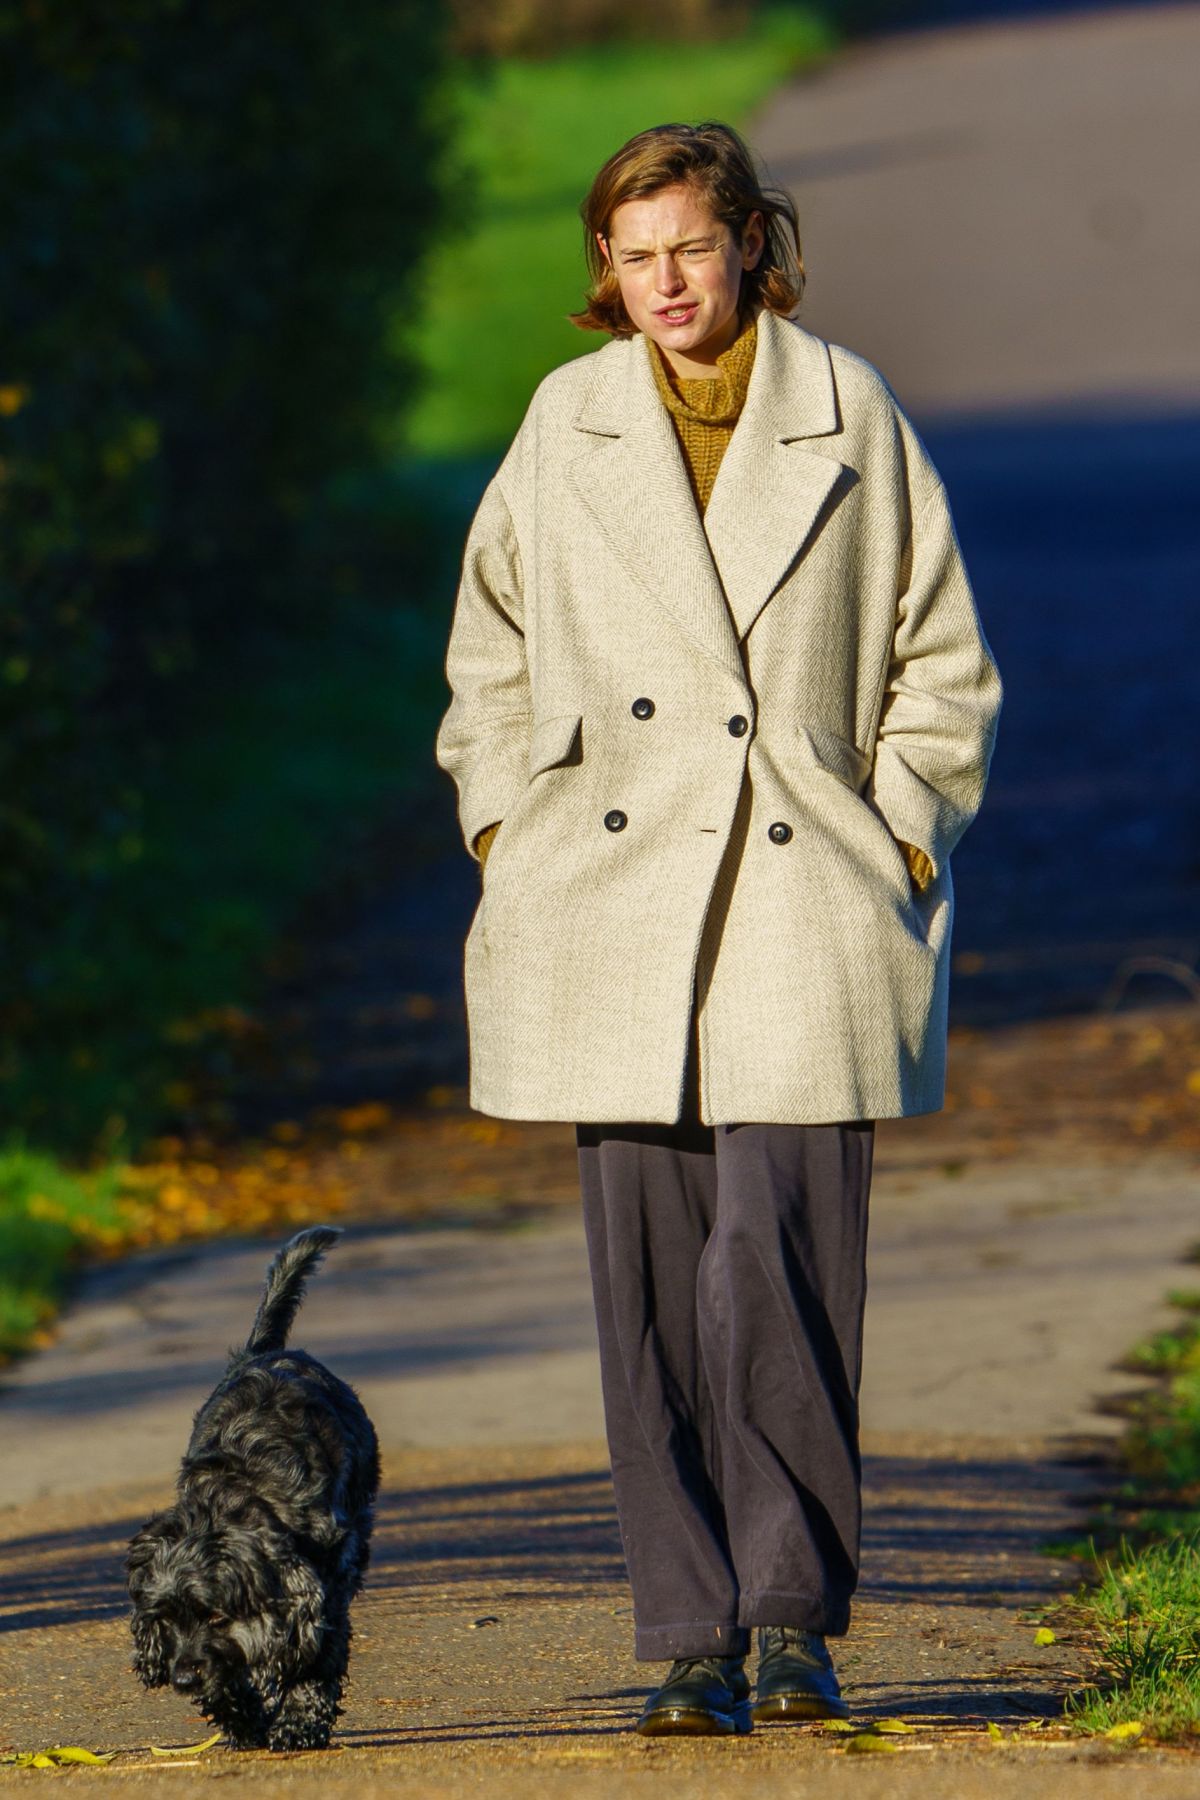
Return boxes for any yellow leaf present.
[1034,1627,1056,1645]
[149,1731,223,1756]
[31,1754,56,1767]
[1103,1720,1144,1741]
[987,1721,1005,1740]
[874,1717,917,1734]
[47,1747,117,1764]
[818,1718,858,1732]
[844,1733,900,1754]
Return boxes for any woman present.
[435,121,1002,1736]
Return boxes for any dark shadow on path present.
[0,1447,1101,1634]
[927,406,1200,1025]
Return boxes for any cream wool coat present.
[435,305,1003,1125]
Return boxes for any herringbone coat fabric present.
[435,306,1003,1125]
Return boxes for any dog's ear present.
[126,1510,184,1689]
[130,1603,173,1689]
[125,1509,183,1591]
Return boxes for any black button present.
[631,697,655,720]
[604,809,628,832]
[727,714,749,736]
[768,821,793,844]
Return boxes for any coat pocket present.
[795,725,914,906]
[794,725,872,794]
[528,710,583,779]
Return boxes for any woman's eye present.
[209,1612,229,1624]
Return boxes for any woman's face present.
[598,181,764,371]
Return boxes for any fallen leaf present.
[1103,1720,1144,1742]
[4,1747,117,1767]
[818,1718,858,1732]
[987,1721,1005,1740]
[149,1732,223,1756]
[844,1732,900,1754]
[1034,1627,1056,1645]
[874,1717,917,1734]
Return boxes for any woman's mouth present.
[656,303,699,324]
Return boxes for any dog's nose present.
[171,1660,202,1693]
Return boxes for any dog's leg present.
[266,1616,351,1752]
[205,1677,272,1751]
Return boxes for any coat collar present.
[567,307,850,676]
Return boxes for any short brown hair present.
[568,121,804,337]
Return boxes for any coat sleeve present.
[434,476,533,862]
[866,415,1004,881]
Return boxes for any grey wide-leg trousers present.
[575,1013,874,1663]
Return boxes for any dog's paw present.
[266,1719,332,1753]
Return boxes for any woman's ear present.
[742,209,765,270]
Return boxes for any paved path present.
[1,1151,1196,1503]
[751,2,1200,414]
[2,1147,1197,1785]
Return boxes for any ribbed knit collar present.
[648,310,759,426]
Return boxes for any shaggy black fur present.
[125,1227,380,1750]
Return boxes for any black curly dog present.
[125,1226,380,1750]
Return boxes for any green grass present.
[399,6,836,459]
[1062,1302,1200,1743]
[0,1148,131,1360]
[1065,1533,1200,1741]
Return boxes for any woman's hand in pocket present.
[898,839,934,894]
[474,820,502,873]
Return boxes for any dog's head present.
[125,1504,326,1702]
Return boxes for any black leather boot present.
[751,1626,850,1721]
[635,1654,752,1736]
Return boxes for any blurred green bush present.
[450,0,754,57]
[445,0,915,59]
[0,0,454,1141]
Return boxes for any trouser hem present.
[634,1620,752,1662]
[738,1588,853,1638]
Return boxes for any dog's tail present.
[244,1226,343,1355]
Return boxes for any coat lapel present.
[568,308,848,668]
[704,310,849,641]
[567,333,744,682]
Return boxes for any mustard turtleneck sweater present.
[647,309,759,514]
[473,310,934,895]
